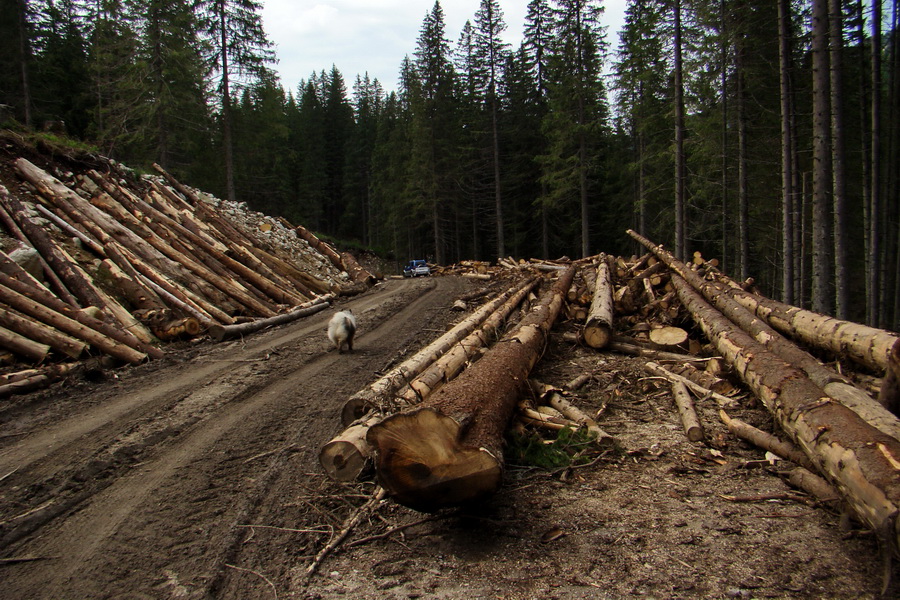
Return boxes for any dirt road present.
[0,275,888,599]
[0,276,461,599]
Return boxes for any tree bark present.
[583,258,614,349]
[778,0,795,305]
[828,0,849,319]
[879,340,900,415]
[367,267,575,511]
[666,271,900,553]
[341,277,539,426]
[0,304,87,359]
[0,323,50,362]
[0,280,148,364]
[811,0,834,314]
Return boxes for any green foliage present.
[507,426,598,470]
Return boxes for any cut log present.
[0,303,87,359]
[530,380,616,446]
[629,229,900,443]
[671,380,704,442]
[649,326,688,348]
[627,229,899,374]
[0,272,152,363]
[644,361,737,408]
[666,362,735,395]
[718,410,816,471]
[322,279,538,482]
[785,467,841,503]
[367,267,574,511]
[879,340,900,416]
[608,339,710,363]
[583,258,614,349]
[208,297,332,342]
[340,277,539,426]
[0,323,51,362]
[662,268,900,551]
[0,195,78,306]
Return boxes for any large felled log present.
[629,229,900,442]
[321,278,538,482]
[879,341,900,415]
[0,303,87,359]
[0,323,51,362]
[340,277,539,425]
[367,267,574,511]
[0,192,78,306]
[666,270,900,554]
[0,271,158,362]
[628,229,898,374]
[583,258,614,348]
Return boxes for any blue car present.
[403,259,431,277]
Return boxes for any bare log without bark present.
[367,267,575,511]
[583,258,614,349]
[671,380,704,442]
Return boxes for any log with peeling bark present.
[671,380,704,442]
[340,277,539,425]
[718,409,816,471]
[208,296,333,342]
[321,278,539,482]
[879,340,900,416]
[0,198,78,307]
[583,258,614,349]
[0,323,50,362]
[658,267,900,552]
[629,229,900,443]
[0,303,87,359]
[366,267,574,511]
[0,271,159,362]
[628,229,899,374]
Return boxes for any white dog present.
[327,310,357,353]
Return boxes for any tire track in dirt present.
[0,277,468,599]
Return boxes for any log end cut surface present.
[367,408,501,512]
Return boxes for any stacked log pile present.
[322,237,899,565]
[0,138,375,395]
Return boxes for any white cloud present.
[262,0,628,94]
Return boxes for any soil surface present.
[0,275,888,599]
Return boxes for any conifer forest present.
[1,0,898,331]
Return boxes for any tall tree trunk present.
[736,44,749,282]
[220,4,236,203]
[673,0,686,261]
[811,0,834,315]
[868,0,882,326]
[887,3,900,330]
[829,0,849,319]
[778,0,795,305]
[720,0,729,275]
[16,0,31,128]
[857,0,871,287]
[491,90,504,259]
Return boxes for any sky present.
[261,0,630,94]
